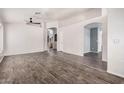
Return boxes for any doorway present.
[90,28,98,53]
[84,23,106,71]
[85,26,102,58]
[84,23,102,54]
[47,27,57,51]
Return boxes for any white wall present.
[84,28,90,53]
[98,28,102,52]
[60,22,84,56]
[101,16,107,62]
[59,16,107,61]
[108,9,124,77]
[46,21,58,28]
[4,23,44,55]
[0,23,3,55]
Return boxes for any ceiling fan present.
[25,12,46,27]
[26,17,41,24]
[25,17,42,27]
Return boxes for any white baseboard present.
[83,51,91,54]
[107,70,124,78]
[0,56,4,63]
[4,49,45,56]
[62,50,83,56]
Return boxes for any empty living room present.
[0,8,124,84]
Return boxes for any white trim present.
[0,56,4,63]
[62,50,84,57]
[107,70,124,78]
[46,21,60,51]
[4,49,45,56]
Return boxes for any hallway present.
[0,51,123,84]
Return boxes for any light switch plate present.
[113,39,120,44]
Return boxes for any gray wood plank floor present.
[0,51,124,84]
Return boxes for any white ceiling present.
[0,8,94,23]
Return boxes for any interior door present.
[90,28,98,52]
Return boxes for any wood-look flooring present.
[84,52,107,71]
[0,51,124,84]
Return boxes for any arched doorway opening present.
[83,22,107,71]
[84,22,102,57]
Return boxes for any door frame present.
[47,27,58,51]
[83,22,103,55]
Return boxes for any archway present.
[83,19,107,71]
[84,22,102,57]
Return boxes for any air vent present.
[35,12,41,15]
